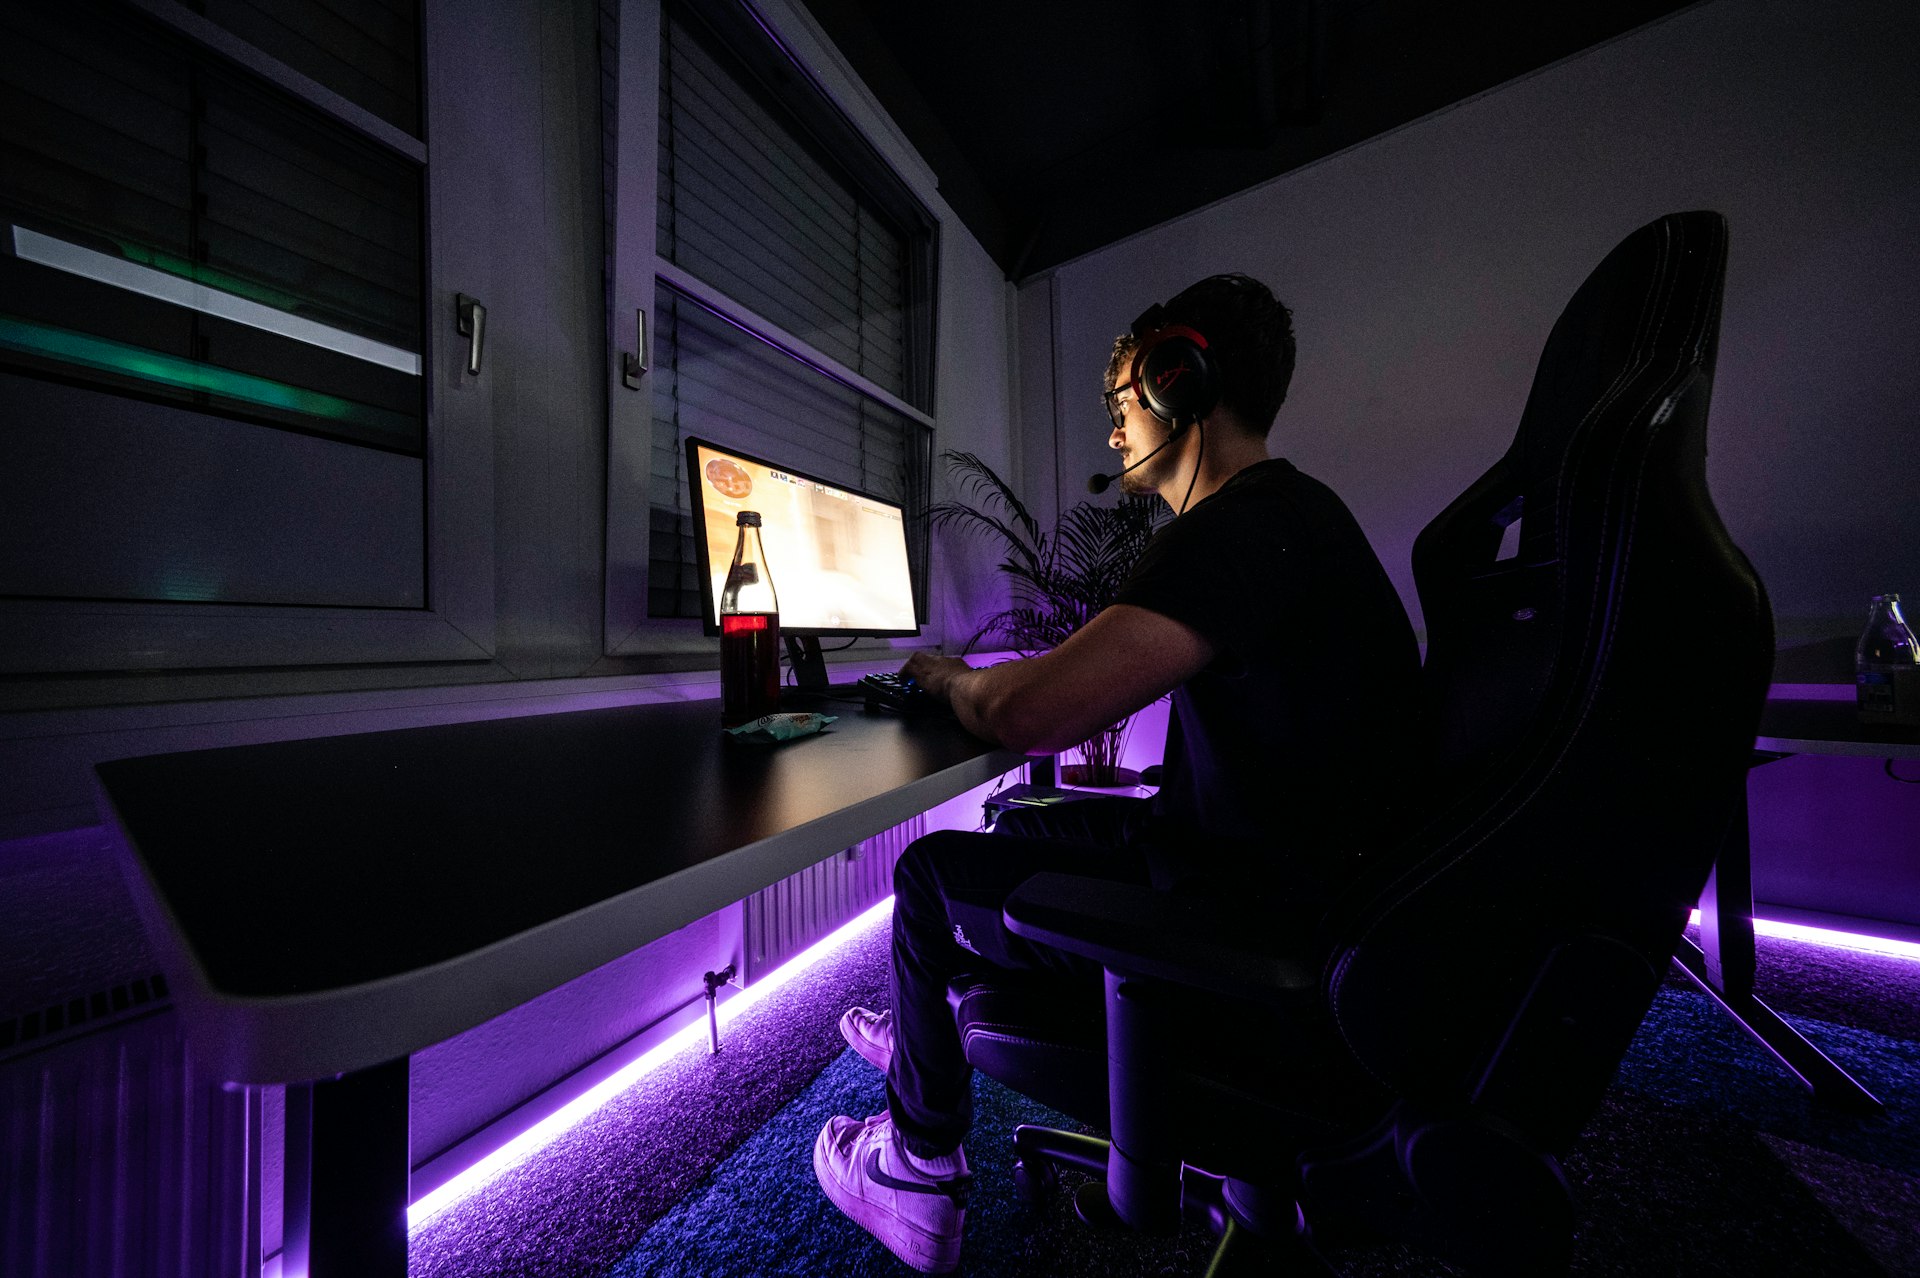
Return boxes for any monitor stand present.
[784,635,830,694]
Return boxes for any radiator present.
[0,993,258,1278]
[739,815,924,983]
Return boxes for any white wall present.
[924,203,1020,647]
[1025,0,1920,644]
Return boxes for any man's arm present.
[899,604,1214,754]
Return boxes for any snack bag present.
[723,711,837,744]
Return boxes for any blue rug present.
[609,982,1920,1277]
[608,1051,1217,1277]
[413,912,1920,1278]
[1614,985,1920,1175]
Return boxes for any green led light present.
[0,315,416,444]
[110,239,308,313]
[157,566,224,602]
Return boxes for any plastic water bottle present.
[1856,593,1920,727]
[720,511,781,727]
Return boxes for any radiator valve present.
[703,965,738,1054]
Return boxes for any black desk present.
[95,697,1022,1277]
[1670,695,1919,1112]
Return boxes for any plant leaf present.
[934,451,1166,658]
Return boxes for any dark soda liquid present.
[721,611,781,726]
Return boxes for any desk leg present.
[1696,795,1757,996]
[284,1058,410,1277]
[1669,760,1881,1113]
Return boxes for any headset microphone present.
[1087,420,1188,494]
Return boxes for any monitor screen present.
[685,437,919,637]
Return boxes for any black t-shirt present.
[1112,458,1419,896]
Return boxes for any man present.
[812,273,1420,1273]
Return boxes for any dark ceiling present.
[798,0,1698,280]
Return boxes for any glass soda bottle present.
[1856,593,1920,727]
[720,510,781,727]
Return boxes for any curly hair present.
[1105,273,1297,436]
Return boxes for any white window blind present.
[645,1,935,622]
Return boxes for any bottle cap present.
[736,510,762,527]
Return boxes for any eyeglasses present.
[1102,385,1136,428]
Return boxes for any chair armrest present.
[1003,872,1317,1003]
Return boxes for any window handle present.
[456,294,486,375]
[622,308,648,389]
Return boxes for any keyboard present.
[858,672,942,715]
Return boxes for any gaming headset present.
[1088,300,1222,499]
[1124,301,1221,426]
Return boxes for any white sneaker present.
[813,1112,969,1273]
[838,1006,894,1072]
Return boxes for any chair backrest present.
[1320,211,1773,1131]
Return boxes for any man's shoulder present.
[1225,456,1299,488]
[1186,458,1329,526]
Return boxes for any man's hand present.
[898,651,972,703]
[894,606,1214,754]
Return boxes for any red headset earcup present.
[1131,324,1219,425]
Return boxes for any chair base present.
[1204,1218,1344,1278]
[1010,1124,1105,1205]
[1297,1108,1574,1277]
[1008,1114,1574,1276]
[1008,1124,1339,1276]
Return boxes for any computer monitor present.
[685,436,919,690]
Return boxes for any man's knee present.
[893,830,983,902]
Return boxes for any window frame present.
[602,0,939,657]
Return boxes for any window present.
[654,10,912,401]
[0,3,424,460]
[603,0,937,649]
[0,0,498,678]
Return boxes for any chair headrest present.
[1511,210,1727,497]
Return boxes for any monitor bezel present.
[684,435,923,640]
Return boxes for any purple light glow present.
[406,894,898,1229]
[1690,909,1920,961]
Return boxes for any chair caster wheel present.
[1012,1158,1055,1204]
[1072,1180,1123,1230]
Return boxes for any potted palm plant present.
[930,450,1165,785]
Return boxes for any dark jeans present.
[884,796,1153,1157]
